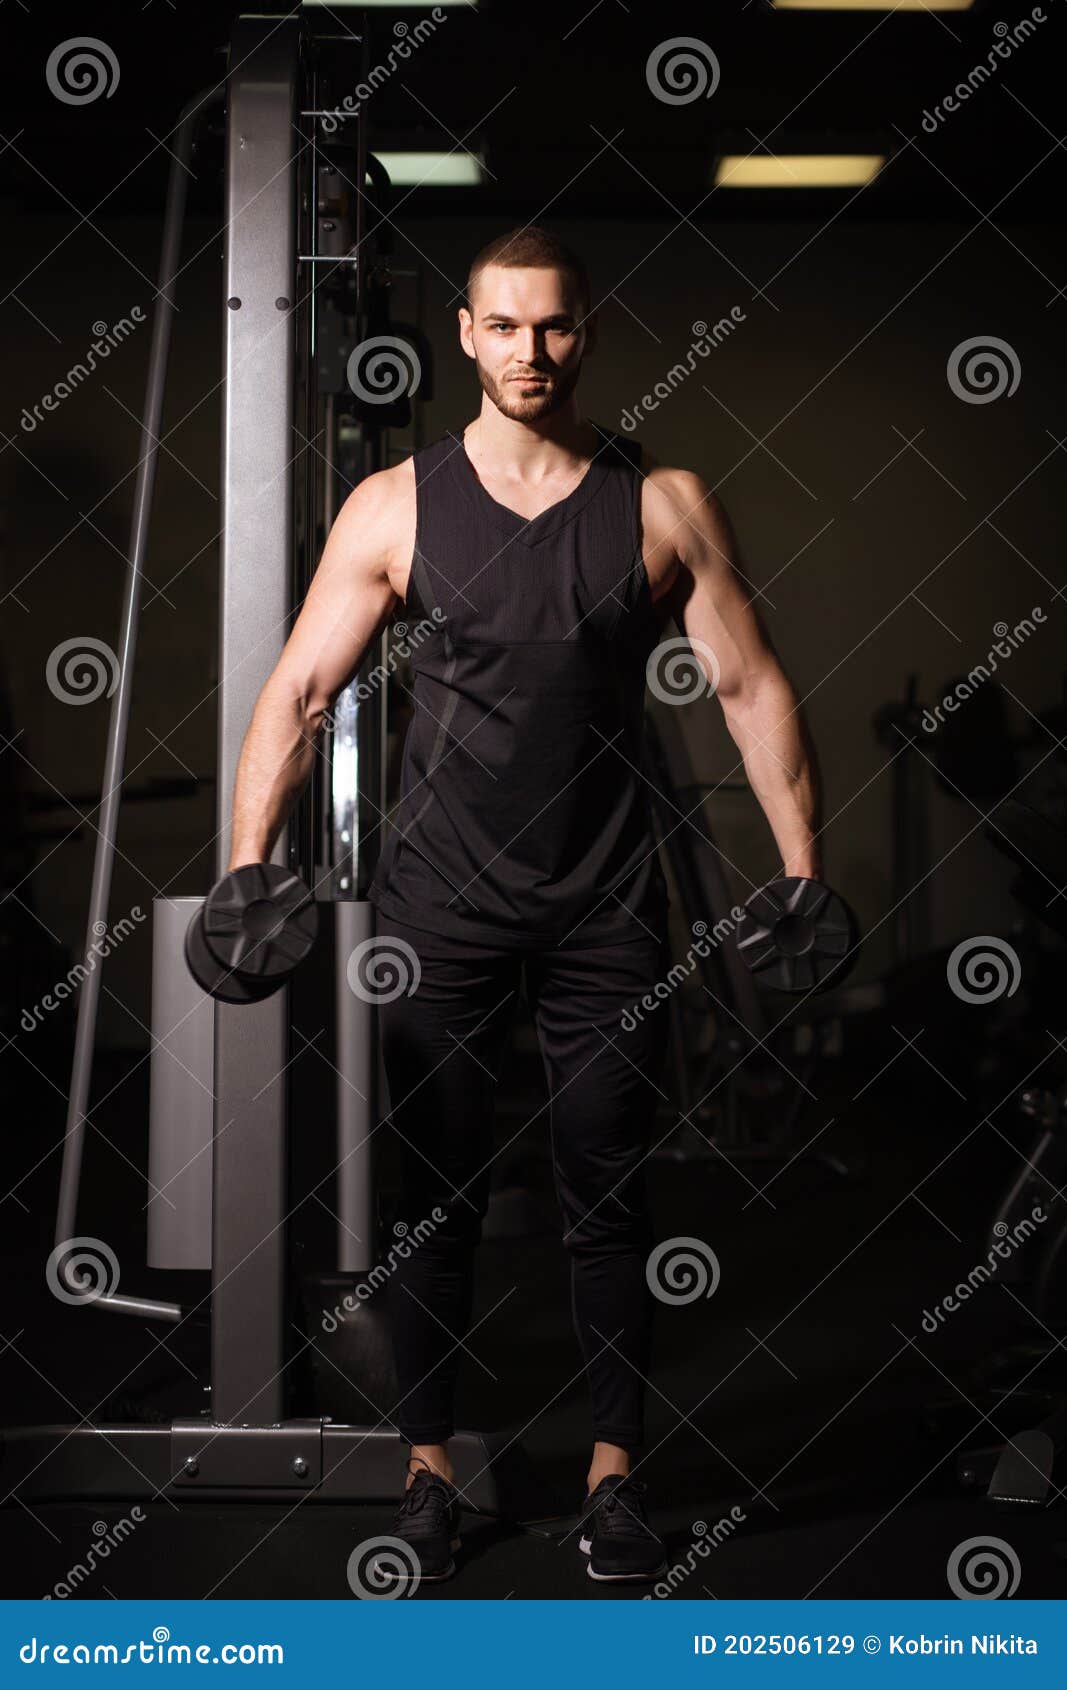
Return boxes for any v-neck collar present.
[447,421,614,548]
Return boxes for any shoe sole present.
[579,1534,667,1583]
[372,1536,462,1584]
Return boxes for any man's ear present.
[457,305,475,360]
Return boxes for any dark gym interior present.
[2,0,1067,1600]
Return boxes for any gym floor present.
[3,996,1066,1600]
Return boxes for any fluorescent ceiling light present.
[304,2,470,7]
[715,153,885,188]
[374,151,484,186]
[773,1,972,10]
[304,1,475,7]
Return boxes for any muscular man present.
[227,226,822,1584]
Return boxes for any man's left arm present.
[650,466,824,883]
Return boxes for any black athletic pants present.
[373,913,672,1451]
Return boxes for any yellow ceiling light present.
[715,153,885,188]
[773,1,972,10]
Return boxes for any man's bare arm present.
[651,467,823,882]
[227,470,401,870]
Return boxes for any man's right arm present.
[227,468,403,871]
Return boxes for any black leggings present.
[373,914,672,1451]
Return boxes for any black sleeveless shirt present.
[366,421,671,949]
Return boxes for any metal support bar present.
[211,14,303,1425]
[51,84,221,1319]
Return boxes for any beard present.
[473,353,582,422]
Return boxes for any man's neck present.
[466,404,598,477]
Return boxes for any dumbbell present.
[184,863,318,1004]
[734,876,859,995]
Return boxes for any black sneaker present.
[373,1469,462,1585]
[578,1473,667,1583]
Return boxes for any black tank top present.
[367,421,671,949]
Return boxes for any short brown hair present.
[466,225,591,319]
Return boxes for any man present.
[226,225,822,1584]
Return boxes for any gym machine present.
[920,796,1067,1505]
[642,706,883,1174]
[3,14,523,1512]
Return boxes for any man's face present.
[459,264,595,422]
